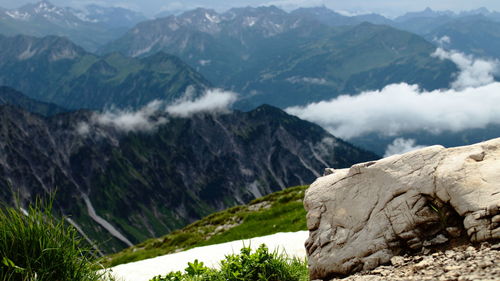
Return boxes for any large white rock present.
[304,138,500,280]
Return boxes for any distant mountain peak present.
[20,0,60,14]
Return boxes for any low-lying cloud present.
[78,88,238,134]
[166,89,237,117]
[286,76,328,85]
[384,138,427,157]
[286,48,500,140]
[432,48,499,90]
[94,100,168,132]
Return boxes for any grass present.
[149,244,308,281]
[101,185,309,267]
[0,198,107,281]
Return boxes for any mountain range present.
[0,87,378,253]
[291,6,500,60]
[0,34,210,110]
[0,1,146,51]
[100,6,457,109]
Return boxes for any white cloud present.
[286,76,328,85]
[286,49,500,139]
[94,100,167,132]
[286,82,500,139]
[166,89,238,117]
[77,89,237,134]
[432,48,499,90]
[384,138,427,157]
[433,35,451,46]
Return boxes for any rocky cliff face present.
[0,103,378,254]
[304,138,500,280]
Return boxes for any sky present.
[1,0,500,17]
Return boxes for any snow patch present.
[18,44,37,60]
[244,16,257,27]
[198,59,211,66]
[82,194,133,247]
[132,37,161,57]
[6,10,30,20]
[106,231,308,281]
[205,12,220,23]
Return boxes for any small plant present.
[185,260,208,276]
[149,244,308,281]
[0,197,103,281]
[218,244,307,281]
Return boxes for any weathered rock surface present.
[304,138,500,280]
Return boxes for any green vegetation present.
[149,244,308,281]
[102,185,308,267]
[0,35,210,110]
[0,198,104,281]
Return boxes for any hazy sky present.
[1,0,500,17]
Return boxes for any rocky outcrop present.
[304,138,500,280]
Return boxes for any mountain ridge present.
[100,7,456,110]
[0,34,211,110]
[0,94,378,253]
[0,0,146,51]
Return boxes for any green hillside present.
[102,185,309,267]
[0,35,210,110]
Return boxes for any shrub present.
[0,198,104,281]
[150,244,308,281]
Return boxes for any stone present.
[423,234,448,247]
[305,138,500,280]
[446,227,462,238]
[324,168,336,176]
[390,256,405,266]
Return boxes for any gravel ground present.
[329,241,500,281]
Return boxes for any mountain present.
[0,102,378,253]
[393,7,500,52]
[0,34,210,110]
[394,7,455,22]
[0,1,146,51]
[291,6,392,26]
[0,86,67,116]
[424,16,500,59]
[77,4,147,29]
[100,6,456,110]
[267,7,500,62]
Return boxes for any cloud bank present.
[78,89,237,134]
[286,48,500,140]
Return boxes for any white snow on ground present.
[106,231,309,281]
